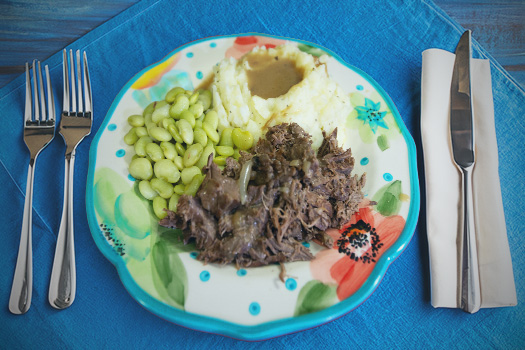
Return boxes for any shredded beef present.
[160,123,366,272]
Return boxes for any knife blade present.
[450,30,481,314]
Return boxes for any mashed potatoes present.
[210,44,352,149]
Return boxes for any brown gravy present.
[245,54,304,99]
[195,73,214,90]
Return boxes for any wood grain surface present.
[0,0,523,88]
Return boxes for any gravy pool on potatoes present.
[245,54,304,99]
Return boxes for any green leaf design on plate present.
[297,43,331,57]
[294,280,337,316]
[93,168,130,224]
[94,167,153,261]
[151,232,191,309]
[115,191,151,239]
[113,226,151,261]
[349,92,365,107]
[373,180,402,216]
[377,134,390,151]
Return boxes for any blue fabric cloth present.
[1,0,523,348]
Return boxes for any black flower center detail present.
[336,220,383,264]
[100,223,125,256]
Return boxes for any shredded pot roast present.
[160,123,366,270]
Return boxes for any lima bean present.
[213,156,227,166]
[202,122,219,143]
[216,145,234,157]
[149,126,172,142]
[124,128,138,145]
[189,91,199,105]
[232,128,254,150]
[138,180,157,200]
[173,155,184,170]
[189,102,204,118]
[154,159,181,183]
[167,124,184,143]
[233,149,241,160]
[135,126,148,137]
[180,110,196,128]
[196,144,215,169]
[174,143,186,157]
[161,117,176,130]
[145,142,164,162]
[143,102,155,117]
[176,119,194,144]
[152,103,170,123]
[160,141,177,160]
[168,193,180,212]
[183,144,203,167]
[134,136,152,157]
[152,196,168,219]
[219,128,233,147]
[184,174,205,196]
[165,87,185,103]
[193,127,207,147]
[173,183,186,195]
[128,114,144,127]
[129,158,153,180]
[169,94,190,118]
[151,178,174,199]
[203,110,219,130]
[181,166,201,185]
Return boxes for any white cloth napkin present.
[421,49,517,309]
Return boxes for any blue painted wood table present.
[0,1,523,88]
[0,0,523,348]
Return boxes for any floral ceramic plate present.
[86,34,419,340]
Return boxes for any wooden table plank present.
[0,0,139,87]
[436,0,525,85]
[0,0,523,88]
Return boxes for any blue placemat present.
[1,0,523,348]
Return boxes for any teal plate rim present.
[86,33,420,341]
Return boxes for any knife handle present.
[459,167,481,313]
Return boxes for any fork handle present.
[49,151,77,309]
[9,162,35,314]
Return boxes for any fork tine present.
[37,61,46,122]
[83,52,92,115]
[76,50,83,114]
[69,50,76,114]
[62,50,69,114]
[25,63,32,123]
[32,60,40,121]
[45,65,55,121]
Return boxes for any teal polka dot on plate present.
[360,157,369,166]
[210,42,216,48]
[196,71,203,79]
[127,174,135,181]
[383,172,393,181]
[190,252,198,259]
[200,270,210,282]
[116,149,125,157]
[249,302,261,316]
[186,52,194,58]
[285,278,297,291]
[108,124,117,131]
[302,242,310,248]
[356,85,364,91]
[237,269,247,276]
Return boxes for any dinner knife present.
[450,30,481,314]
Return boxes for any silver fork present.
[48,49,92,309]
[9,61,56,314]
